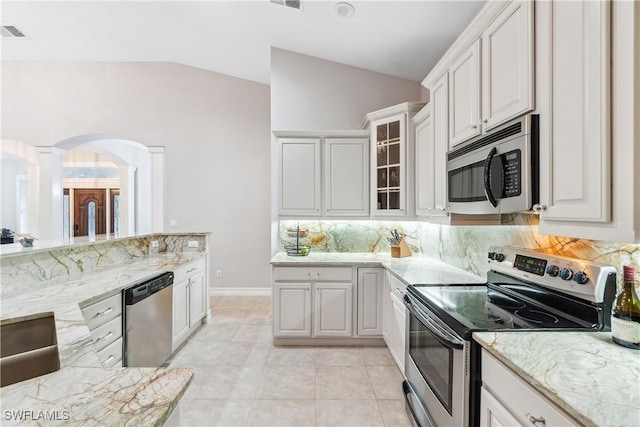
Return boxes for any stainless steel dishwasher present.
[123,272,173,367]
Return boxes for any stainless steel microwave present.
[446,114,539,215]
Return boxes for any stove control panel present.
[487,246,617,303]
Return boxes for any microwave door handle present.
[484,147,499,208]
[404,295,464,350]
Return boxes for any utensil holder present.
[390,239,411,258]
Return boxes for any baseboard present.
[209,287,272,296]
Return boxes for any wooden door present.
[110,189,120,234]
[74,189,106,237]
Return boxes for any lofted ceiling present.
[0,1,485,84]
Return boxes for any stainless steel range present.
[402,246,617,427]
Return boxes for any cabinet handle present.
[97,330,116,343]
[472,125,478,129]
[483,119,488,124]
[526,414,546,425]
[96,307,116,317]
[101,354,117,366]
[532,204,547,212]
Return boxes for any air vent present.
[271,0,302,10]
[1,25,26,38]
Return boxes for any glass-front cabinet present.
[363,102,425,218]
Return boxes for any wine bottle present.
[611,265,640,349]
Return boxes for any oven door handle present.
[404,295,464,350]
[484,147,502,208]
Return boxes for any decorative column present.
[149,147,165,233]
[35,146,64,241]
[118,165,137,235]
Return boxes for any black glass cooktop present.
[409,284,591,334]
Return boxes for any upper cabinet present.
[363,102,426,218]
[275,131,370,218]
[481,0,534,130]
[427,1,534,150]
[534,0,640,242]
[449,39,482,147]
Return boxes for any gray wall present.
[1,61,272,290]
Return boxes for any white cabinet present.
[481,350,579,426]
[276,132,370,218]
[481,0,534,130]
[414,96,449,220]
[382,270,392,346]
[172,258,207,350]
[449,39,481,148]
[81,292,123,368]
[324,138,369,217]
[534,0,640,242]
[278,138,322,217]
[272,266,354,338]
[363,102,426,218]
[273,283,312,337]
[388,274,407,373]
[357,267,384,336]
[314,282,353,337]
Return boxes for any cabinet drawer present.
[97,337,123,368]
[89,315,122,351]
[174,258,206,284]
[482,351,579,426]
[390,274,408,294]
[273,267,352,282]
[82,293,122,330]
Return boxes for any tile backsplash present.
[280,219,640,281]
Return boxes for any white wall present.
[271,48,424,130]
[1,61,272,290]
[0,158,27,230]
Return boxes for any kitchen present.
[1,0,639,426]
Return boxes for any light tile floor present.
[167,296,411,427]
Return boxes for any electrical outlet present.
[151,240,159,248]
[216,270,223,278]
[169,219,178,228]
[188,240,199,248]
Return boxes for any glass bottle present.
[611,265,640,349]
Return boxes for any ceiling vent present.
[1,25,27,38]
[270,0,302,10]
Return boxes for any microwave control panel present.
[501,149,521,198]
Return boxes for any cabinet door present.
[371,114,407,216]
[357,268,383,336]
[432,73,450,218]
[278,138,322,216]
[481,0,534,130]
[314,282,353,337]
[188,271,207,326]
[390,291,406,372]
[415,105,435,217]
[449,39,481,148]
[537,1,611,223]
[325,138,369,217]
[480,387,523,427]
[382,271,392,347]
[273,283,312,337]
[172,279,190,348]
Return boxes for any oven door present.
[404,294,470,427]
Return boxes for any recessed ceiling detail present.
[270,0,302,11]
[335,2,355,19]
[1,25,26,38]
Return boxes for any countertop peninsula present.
[0,251,206,426]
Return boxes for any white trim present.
[209,287,272,297]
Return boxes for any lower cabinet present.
[387,274,408,373]
[172,259,207,351]
[81,292,124,368]
[480,350,579,426]
[273,266,385,340]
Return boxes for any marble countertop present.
[473,331,640,427]
[270,252,486,285]
[0,251,205,426]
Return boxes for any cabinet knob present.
[472,125,478,129]
[532,204,547,212]
[483,119,488,124]
[526,414,546,425]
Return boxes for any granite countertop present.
[270,252,486,285]
[473,331,640,427]
[0,251,205,426]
